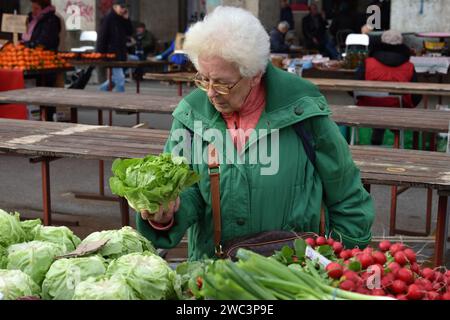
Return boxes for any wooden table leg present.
[136,78,141,124]
[389,132,400,236]
[434,195,448,266]
[178,81,183,97]
[40,106,47,122]
[70,108,78,123]
[41,158,52,226]
[119,197,130,227]
[98,110,105,196]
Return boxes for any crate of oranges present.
[0,43,72,71]
[79,52,116,61]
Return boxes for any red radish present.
[390,243,404,255]
[356,287,371,295]
[372,289,386,296]
[387,262,401,275]
[327,238,335,246]
[381,277,393,290]
[426,291,440,300]
[372,251,387,265]
[445,270,450,278]
[305,238,316,247]
[362,247,373,255]
[379,240,391,252]
[434,272,445,283]
[432,282,444,293]
[196,277,203,289]
[406,284,424,300]
[351,248,361,257]
[396,294,408,300]
[403,248,417,264]
[332,242,343,254]
[357,254,374,269]
[397,268,414,284]
[394,251,408,266]
[339,280,355,291]
[343,270,361,283]
[391,280,407,294]
[410,263,420,275]
[442,292,450,300]
[326,262,344,280]
[416,278,433,291]
[339,250,351,260]
[316,236,327,246]
[421,268,435,281]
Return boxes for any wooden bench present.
[0,119,449,265]
[310,78,450,97]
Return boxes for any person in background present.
[302,3,338,59]
[280,0,294,31]
[22,0,61,121]
[355,30,422,145]
[128,22,155,60]
[22,0,61,51]
[269,21,290,54]
[127,22,155,79]
[97,0,133,93]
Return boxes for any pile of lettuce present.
[79,226,155,260]
[109,153,200,214]
[0,208,187,301]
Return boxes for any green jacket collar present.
[173,63,331,134]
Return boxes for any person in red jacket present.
[356,30,422,145]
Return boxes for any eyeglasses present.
[193,73,243,95]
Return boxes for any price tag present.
[305,246,331,268]
[1,13,27,34]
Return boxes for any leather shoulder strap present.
[207,144,224,258]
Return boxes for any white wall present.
[391,0,450,33]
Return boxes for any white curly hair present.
[183,6,270,77]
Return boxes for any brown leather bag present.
[207,144,325,260]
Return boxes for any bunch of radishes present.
[305,237,450,300]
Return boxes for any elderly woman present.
[137,6,374,261]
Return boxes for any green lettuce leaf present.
[109,153,200,213]
[20,219,42,242]
[0,210,26,247]
[72,276,138,300]
[6,241,65,286]
[106,252,179,300]
[79,227,156,260]
[42,255,107,300]
[0,269,40,300]
[33,225,81,252]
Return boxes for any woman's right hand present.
[140,197,181,226]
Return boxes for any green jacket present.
[137,63,374,261]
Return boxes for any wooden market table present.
[70,59,171,94]
[0,87,180,203]
[0,118,449,265]
[309,78,450,97]
[1,87,449,134]
[143,71,195,96]
[0,87,181,124]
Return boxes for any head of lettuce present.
[109,153,200,214]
